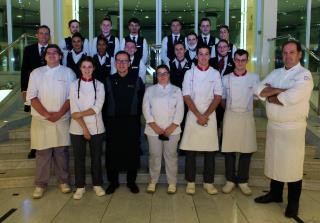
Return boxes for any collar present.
[218,55,228,60]
[173,58,187,63]
[46,64,60,71]
[81,76,93,82]
[157,83,171,90]
[71,49,84,55]
[201,34,210,38]
[283,63,301,72]
[130,34,138,38]
[172,34,180,38]
[197,65,210,71]
[98,52,110,58]
[38,43,48,48]
[233,70,247,77]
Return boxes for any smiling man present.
[254,40,314,218]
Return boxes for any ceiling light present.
[145,15,149,19]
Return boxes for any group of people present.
[20,16,313,219]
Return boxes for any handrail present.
[0,33,36,56]
[267,34,320,62]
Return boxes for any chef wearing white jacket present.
[143,64,184,194]
[27,44,76,199]
[254,40,313,218]
[180,45,222,195]
[220,49,259,196]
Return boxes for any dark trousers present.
[185,151,215,183]
[270,179,302,205]
[71,133,104,188]
[225,152,252,183]
[107,169,138,185]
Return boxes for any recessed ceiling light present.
[231,15,236,19]
[145,15,149,19]
[17,15,23,18]
[178,16,182,19]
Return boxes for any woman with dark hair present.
[69,56,106,200]
[143,65,184,194]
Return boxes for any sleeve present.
[58,39,66,51]
[83,39,91,55]
[277,72,314,106]
[213,71,223,96]
[211,46,216,58]
[222,76,228,99]
[139,61,147,83]
[253,74,260,100]
[91,81,106,114]
[161,37,169,64]
[114,37,120,55]
[20,46,30,91]
[142,87,155,123]
[142,38,148,64]
[110,57,116,74]
[69,81,80,113]
[62,51,68,66]
[120,38,125,50]
[182,69,191,96]
[232,45,237,58]
[90,37,97,56]
[254,71,277,101]
[66,69,77,100]
[26,70,38,102]
[172,88,184,125]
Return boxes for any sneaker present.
[186,182,195,195]
[93,186,106,197]
[167,184,176,194]
[146,183,156,193]
[222,181,235,194]
[73,188,85,200]
[203,183,218,195]
[238,183,252,195]
[32,187,45,199]
[59,183,71,194]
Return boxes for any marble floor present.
[0,185,320,223]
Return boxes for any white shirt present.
[59,38,90,55]
[62,49,86,66]
[201,34,219,46]
[182,66,222,113]
[161,34,187,64]
[26,65,76,120]
[255,63,313,125]
[143,83,184,136]
[222,72,260,112]
[166,58,190,70]
[69,79,105,135]
[90,35,120,56]
[120,34,149,64]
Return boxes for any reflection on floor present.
[0,185,320,223]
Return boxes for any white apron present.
[180,111,219,151]
[31,117,71,150]
[221,110,257,153]
[264,121,306,182]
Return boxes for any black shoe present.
[285,202,299,218]
[127,183,139,193]
[254,192,283,203]
[27,149,36,159]
[106,182,119,194]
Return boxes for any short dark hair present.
[173,42,185,49]
[282,40,302,52]
[102,17,112,25]
[68,19,80,27]
[187,31,198,39]
[218,25,230,33]
[97,34,108,45]
[170,19,182,26]
[128,18,140,26]
[234,49,249,58]
[37,25,50,34]
[115,50,130,61]
[196,45,211,55]
[72,32,84,42]
[44,44,63,57]
[79,56,95,70]
[156,64,170,74]
[200,18,211,25]
[217,39,229,47]
[125,39,137,47]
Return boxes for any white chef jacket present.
[27,65,76,121]
[143,83,184,136]
[90,35,120,57]
[222,72,260,112]
[120,34,149,64]
[69,79,106,135]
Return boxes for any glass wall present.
[79,0,89,38]
[229,0,241,46]
[0,0,7,44]
[198,1,224,37]
[94,0,119,37]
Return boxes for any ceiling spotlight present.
[145,15,149,19]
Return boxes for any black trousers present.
[270,179,302,205]
[71,133,104,188]
[185,151,215,183]
[225,152,252,183]
[107,169,138,185]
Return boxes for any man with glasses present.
[103,51,145,195]
[220,49,259,195]
[21,25,51,159]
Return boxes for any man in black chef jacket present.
[103,51,145,194]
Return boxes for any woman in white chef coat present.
[254,40,313,218]
[220,49,259,195]
[143,64,184,194]
[180,45,222,195]
[69,56,106,200]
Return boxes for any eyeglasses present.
[218,45,229,49]
[116,59,129,64]
[234,58,247,63]
[157,72,169,77]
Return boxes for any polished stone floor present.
[0,184,320,223]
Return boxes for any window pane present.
[198,1,224,37]
[94,0,119,37]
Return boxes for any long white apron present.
[264,121,306,182]
[31,117,71,150]
[221,110,257,153]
